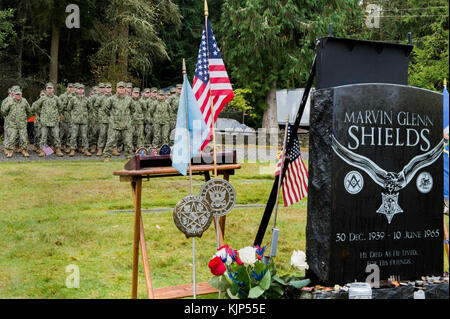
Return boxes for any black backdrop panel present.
[316,37,413,90]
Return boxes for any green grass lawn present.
[0,159,308,299]
[0,159,448,299]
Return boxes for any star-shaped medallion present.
[376,192,403,224]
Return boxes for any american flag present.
[193,20,234,150]
[42,144,54,156]
[275,125,308,206]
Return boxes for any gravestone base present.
[297,282,449,299]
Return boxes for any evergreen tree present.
[93,0,182,83]
[361,0,449,91]
[217,0,366,126]
[0,8,14,51]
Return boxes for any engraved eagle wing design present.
[332,135,444,193]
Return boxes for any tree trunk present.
[17,29,24,78]
[16,2,26,79]
[117,23,129,80]
[262,89,278,129]
[49,22,60,85]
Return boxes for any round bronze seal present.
[173,195,213,238]
[199,179,236,217]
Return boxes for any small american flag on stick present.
[42,144,54,156]
[275,124,308,206]
[193,19,234,150]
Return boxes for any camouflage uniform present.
[67,84,91,156]
[153,90,171,147]
[131,88,145,149]
[95,83,113,156]
[143,88,157,147]
[1,88,32,157]
[88,83,104,153]
[31,91,46,151]
[103,82,135,159]
[58,83,75,152]
[166,85,181,142]
[163,90,173,144]
[1,88,15,150]
[32,83,64,157]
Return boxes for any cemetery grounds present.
[0,159,447,298]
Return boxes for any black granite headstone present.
[307,83,443,285]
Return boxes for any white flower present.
[238,246,257,266]
[214,248,232,265]
[290,250,309,270]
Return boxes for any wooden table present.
[113,163,241,299]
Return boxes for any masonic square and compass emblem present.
[344,171,364,194]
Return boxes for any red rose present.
[208,256,226,276]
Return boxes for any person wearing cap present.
[126,83,133,97]
[95,82,113,156]
[66,84,91,157]
[152,90,171,147]
[89,86,98,98]
[30,90,46,152]
[1,86,16,110]
[87,83,104,154]
[142,88,154,147]
[103,81,135,162]
[31,83,64,157]
[58,83,75,153]
[163,90,173,144]
[1,87,18,153]
[166,86,181,140]
[131,88,145,150]
[1,88,32,158]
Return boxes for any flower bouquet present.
[208,245,311,299]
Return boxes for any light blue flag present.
[443,82,449,199]
[172,74,209,176]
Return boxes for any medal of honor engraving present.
[173,195,213,238]
[199,179,236,217]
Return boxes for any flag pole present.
[204,0,221,256]
[273,116,290,229]
[444,78,449,264]
[254,54,317,247]
[263,116,289,265]
[204,0,218,179]
[183,58,196,299]
[183,59,194,196]
[204,3,223,298]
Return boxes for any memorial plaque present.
[199,179,236,217]
[173,195,213,238]
[307,83,443,285]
